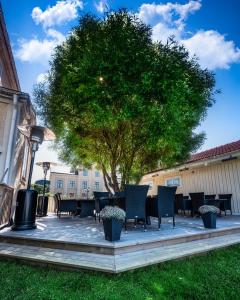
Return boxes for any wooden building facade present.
[140,140,240,214]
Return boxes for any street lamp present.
[12,125,55,231]
[35,161,58,217]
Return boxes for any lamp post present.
[12,125,55,231]
[35,161,58,217]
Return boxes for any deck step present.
[0,233,240,273]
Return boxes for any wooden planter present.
[102,219,123,242]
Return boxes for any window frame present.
[165,176,181,187]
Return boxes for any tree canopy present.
[34,10,216,192]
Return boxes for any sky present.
[1,0,240,181]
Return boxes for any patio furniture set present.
[54,186,232,232]
[175,192,232,216]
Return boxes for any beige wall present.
[141,158,240,214]
[50,168,106,198]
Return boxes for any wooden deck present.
[0,214,240,273]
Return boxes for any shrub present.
[100,206,126,221]
[199,205,220,214]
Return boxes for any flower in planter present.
[100,206,126,221]
[199,205,220,215]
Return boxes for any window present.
[83,168,88,176]
[56,179,63,189]
[82,180,88,189]
[69,180,76,188]
[95,170,100,177]
[166,177,181,187]
[94,181,100,190]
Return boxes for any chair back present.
[93,192,110,212]
[189,192,205,214]
[205,194,216,200]
[218,194,232,200]
[175,193,184,212]
[125,184,149,219]
[218,194,232,210]
[157,186,177,217]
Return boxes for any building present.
[140,140,240,214]
[0,3,36,226]
[50,167,106,198]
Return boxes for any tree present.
[34,10,216,193]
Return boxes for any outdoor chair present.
[124,184,149,231]
[189,192,205,216]
[205,194,217,206]
[93,192,110,222]
[219,194,232,215]
[149,186,177,229]
[54,193,78,218]
[174,194,185,214]
[183,195,192,215]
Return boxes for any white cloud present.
[138,1,240,70]
[152,22,181,44]
[16,29,65,65]
[32,0,83,28]
[36,72,48,83]
[182,30,240,70]
[138,0,201,30]
[95,0,108,13]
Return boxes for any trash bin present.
[36,196,49,217]
[12,189,38,231]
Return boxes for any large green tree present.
[34,10,216,193]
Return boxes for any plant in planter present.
[100,206,126,242]
[199,205,220,229]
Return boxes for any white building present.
[50,167,106,198]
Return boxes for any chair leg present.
[173,215,175,228]
[231,209,232,215]
[144,219,147,232]
[158,217,161,230]
[124,218,127,233]
[134,218,137,228]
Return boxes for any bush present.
[100,206,126,221]
[199,205,220,214]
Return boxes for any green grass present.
[0,245,240,300]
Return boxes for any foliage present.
[31,183,50,195]
[100,205,126,221]
[1,245,240,299]
[199,205,220,214]
[34,10,216,192]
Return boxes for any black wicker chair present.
[156,186,177,229]
[205,194,217,206]
[189,192,205,216]
[183,195,192,215]
[93,192,110,221]
[219,194,232,215]
[175,194,184,214]
[55,193,77,218]
[124,184,149,231]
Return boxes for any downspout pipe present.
[3,93,18,184]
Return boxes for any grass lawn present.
[0,245,240,300]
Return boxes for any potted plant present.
[199,205,220,228]
[100,206,126,242]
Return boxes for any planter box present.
[103,219,123,242]
[201,212,217,229]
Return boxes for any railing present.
[0,183,14,229]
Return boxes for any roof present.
[188,140,240,163]
[0,2,20,90]
[146,140,240,175]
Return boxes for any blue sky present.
[1,0,240,179]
